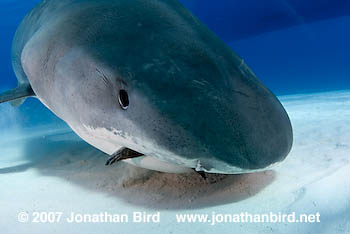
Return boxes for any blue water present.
[0,0,350,129]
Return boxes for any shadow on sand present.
[0,131,276,210]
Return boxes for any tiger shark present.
[0,0,293,174]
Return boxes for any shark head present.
[40,42,292,173]
[20,0,293,174]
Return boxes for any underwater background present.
[1,1,350,234]
[1,0,350,132]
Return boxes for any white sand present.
[0,90,350,234]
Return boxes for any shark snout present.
[138,81,293,173]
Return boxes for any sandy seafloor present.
[0,90,350,234]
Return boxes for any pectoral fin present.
[0,84,35,107]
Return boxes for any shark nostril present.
[118,89,129,110]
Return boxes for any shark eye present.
[118,89,129,110]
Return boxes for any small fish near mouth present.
[105,148,208,180]
[105,147,144,166]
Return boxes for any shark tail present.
[0,84,35,107]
